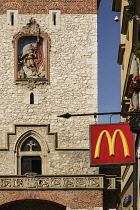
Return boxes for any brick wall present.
[0,0,97,14]
[0,190,103,209]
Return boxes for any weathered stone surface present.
[0,4,99,203]
[0,13,97,151]
[0,1,101,209]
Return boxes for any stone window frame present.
[7,10,18,29]
[30,92,34,104]
[15,130,48,175]
[14,33,50,82]
[25,89,39,105]
[49,10,61,29]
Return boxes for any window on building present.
[7,10,18,29]
[10,12,14,26]
[53,13,57,25]
[21,137,41,151]
[30,93,34,104]
[49,10,61,29]
[20,137,42,175]
[16,129,49,175]
[21,156,41,175]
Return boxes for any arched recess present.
[12,18,50,82]
[0,199,66,210]
[14,130,49,175]
[30,92,34,104]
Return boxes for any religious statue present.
[21,43,37,69]
[18,36,45,79]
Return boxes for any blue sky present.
[98,0,121,123]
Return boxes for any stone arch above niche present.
[14,129,50,155]
[13,18,51,86]
[13,18,51,48]
[10,125,55,175]
[21,137,41,151]
[0,124,57,151]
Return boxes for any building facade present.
[0,0,120,209]
[112,0,140,209]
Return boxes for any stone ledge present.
[0,174,120,190]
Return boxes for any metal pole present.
[57,111,140,119]
[133,135,139,210]
[133,55,139,210]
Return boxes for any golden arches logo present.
[94,129,130,159]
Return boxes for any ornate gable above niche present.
[0,124,56,151]
[13,18,51,89]
[13,18,51,46]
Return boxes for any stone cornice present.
[0,174,120,190]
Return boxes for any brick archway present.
[0,190,103,209]
[0,199,66,210]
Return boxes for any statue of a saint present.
[18,36,45,79]
[21,44,37,70]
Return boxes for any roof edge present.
[112,0,121,12]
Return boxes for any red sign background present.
[90,123,134,166]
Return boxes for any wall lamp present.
[114,14,140,22]
[114,15,120,22]
[133,15,140,20]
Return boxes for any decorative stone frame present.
[13,18,50,85]
[15,130,49,175]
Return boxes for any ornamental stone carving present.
[0,175,104,190]
[13,18,50,45]
[0,175,119,190]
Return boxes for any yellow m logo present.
[94,129,130,159]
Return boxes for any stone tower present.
[0,1,104,209]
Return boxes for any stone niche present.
[13,18,50,83]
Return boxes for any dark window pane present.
[21,156,41,175]
[21,157,32,174]
[21,137,41,151]
[30,92,34,104]
[32,159,41,174]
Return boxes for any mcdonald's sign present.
[90,123,135,166]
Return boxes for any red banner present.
[90,123,135,166]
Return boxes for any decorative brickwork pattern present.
[0,0,97,14]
